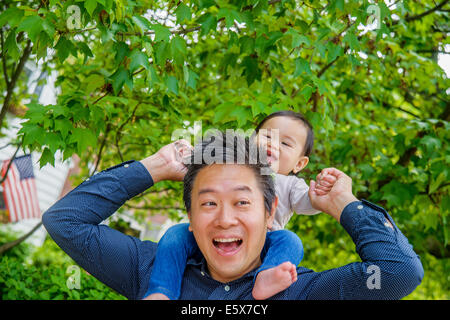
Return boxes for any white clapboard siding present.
[0,116,72,247]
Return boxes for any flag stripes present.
[1,155,41,222]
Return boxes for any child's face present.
[256,116,309,175]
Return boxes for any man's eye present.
[236,200,250,206]
[282,142,291,147]
[202,201,216,207]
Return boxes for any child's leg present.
[144,223,198,300]
[252,230,303,300]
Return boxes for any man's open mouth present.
[212,238,243,256]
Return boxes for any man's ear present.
[292,156,309,174]
[187,211,193,232]
[266,196,278,230]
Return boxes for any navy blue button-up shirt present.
[42,160,424,300]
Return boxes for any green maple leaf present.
[198,13,217,36]
[16,15,44,43]
[85,0,97,16]
[152,24,171,43]
[110,67,133,94]
[0,8,24,28]
[241,56,261,86]
[293,57,311,76]
[39,148,55,167]
[129,50,150,73]
[175,3,191,24]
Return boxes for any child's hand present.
[174,139,194,165]
[308,168,358,221]
[314,169,337,196]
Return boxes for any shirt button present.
[86,178,90,181]
[357,205,363,210]
[224,285,230,292]
[124,164,129,168]
[201,271,205,276]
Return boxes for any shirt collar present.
[186,255,258,284]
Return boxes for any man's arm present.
[42,160,156,299]
[301,200,424,299]
[295,168,424,299]
[42,140,190,299]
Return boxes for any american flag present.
[1,154,40,222]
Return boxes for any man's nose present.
[214,203,238,229]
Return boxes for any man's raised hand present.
[140,139,193,183]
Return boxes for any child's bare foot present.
[143,293,170,300]
[252,261,298,300]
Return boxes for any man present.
[42,133,423,299]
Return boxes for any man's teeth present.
[214,238,241,243]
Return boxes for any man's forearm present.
[140,154,168,184]
[338,200,423,298]
[328,193,359,223]
[140,140,190,183]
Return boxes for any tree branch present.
[133,67,147,76]
[390,0,449,26]
[90,123,111,176]
[317,55,340,78]
[0,39,32,130]
[381,100,421,119]
[0,142,22,184]
[242,0,281,11]
[0,29,10,87]
[117,26,202,37]
[68,26,97,34]
[116,139,124,163]
[114,101,142,162]
[439,103,450,121]
[0,221,43,255]
[405,0,449,22]
[138,187,173,197]
[437,182,450,191]
[92,91,109,105]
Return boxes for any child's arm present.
[143,223,198,300]
[252,229,303,300]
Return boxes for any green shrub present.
[0,232,126,300]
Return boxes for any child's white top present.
[270,173,320,231]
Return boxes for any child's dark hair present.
[255,110,314,157]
